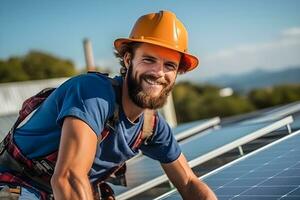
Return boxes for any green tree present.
[0,51,77,83]
[22,51,76,79]
[0,57,29,83]
[173,82,255,123]
[249,85,300,109]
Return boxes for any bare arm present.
[51,117,99,200]
[161,153,217,200]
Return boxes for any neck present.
[122,82,144,123]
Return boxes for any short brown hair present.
[114,42,141,77]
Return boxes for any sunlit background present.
[1,0,300,123]
[1,1,300,79]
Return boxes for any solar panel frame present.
[240,102,300,125]
[156,129,300,200]
[173,117,220,141]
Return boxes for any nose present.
[152,61,165,77]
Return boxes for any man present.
[0,10,217,200]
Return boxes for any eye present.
[165,63,178,71]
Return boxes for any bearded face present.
[126,62,175,109]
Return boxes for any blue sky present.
[1,0,300,81]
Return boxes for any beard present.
[126,63,175,109]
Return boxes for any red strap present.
[98,128,110,144]
[5,133,34,169]
[131,130,143,150]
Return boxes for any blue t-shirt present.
[12,73,181,182]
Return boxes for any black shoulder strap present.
[88,72,122,143]
[87,71,121,129]
[105,77,121,132]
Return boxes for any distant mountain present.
[204,66,300,92]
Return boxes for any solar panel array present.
[114,116,293,199]
[158,129,300,200]
[116,102,300,199]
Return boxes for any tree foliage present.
[0,51,76,83]
[248,85,300,109]
[173,82,300,123]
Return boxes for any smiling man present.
[0,10,217,200]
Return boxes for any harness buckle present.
[105,122,115,132]
[33,160,54,176]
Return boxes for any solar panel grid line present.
[224,143,300,199]
[188,116,293,168]
[155,129,300,200]
[279,185,300,199]
[175,117,220,141]
[232,173,299,199]
[219,146,300,199]
[116,116,294,200]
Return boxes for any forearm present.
[51,171,94,200]
[180,177,217,200]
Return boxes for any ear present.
[123,52,131,68]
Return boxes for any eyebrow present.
[142,54,157,60]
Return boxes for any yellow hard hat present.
[114,10,199,72]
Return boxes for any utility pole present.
[83,38,96,71]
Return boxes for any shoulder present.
[58,73,118,102]
[54,73,122,117]
[69,73,115,91]
[54,73,122,135]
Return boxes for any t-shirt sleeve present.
[140,113,181,163]
[56,75,114,136]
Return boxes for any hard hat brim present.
[114,38,199,72]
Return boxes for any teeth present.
[145,79,160,85]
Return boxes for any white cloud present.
[180,27,300,82]
[281,27,300,38]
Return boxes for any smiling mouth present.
[144,78,162,86]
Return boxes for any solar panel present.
[291,112,300,130]
[0,113,17,140]
[157,129,300,200]
[241,101,300,126]
[114,116,293,200]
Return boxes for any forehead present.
[134,43,181,63]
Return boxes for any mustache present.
[141,74,169,86]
